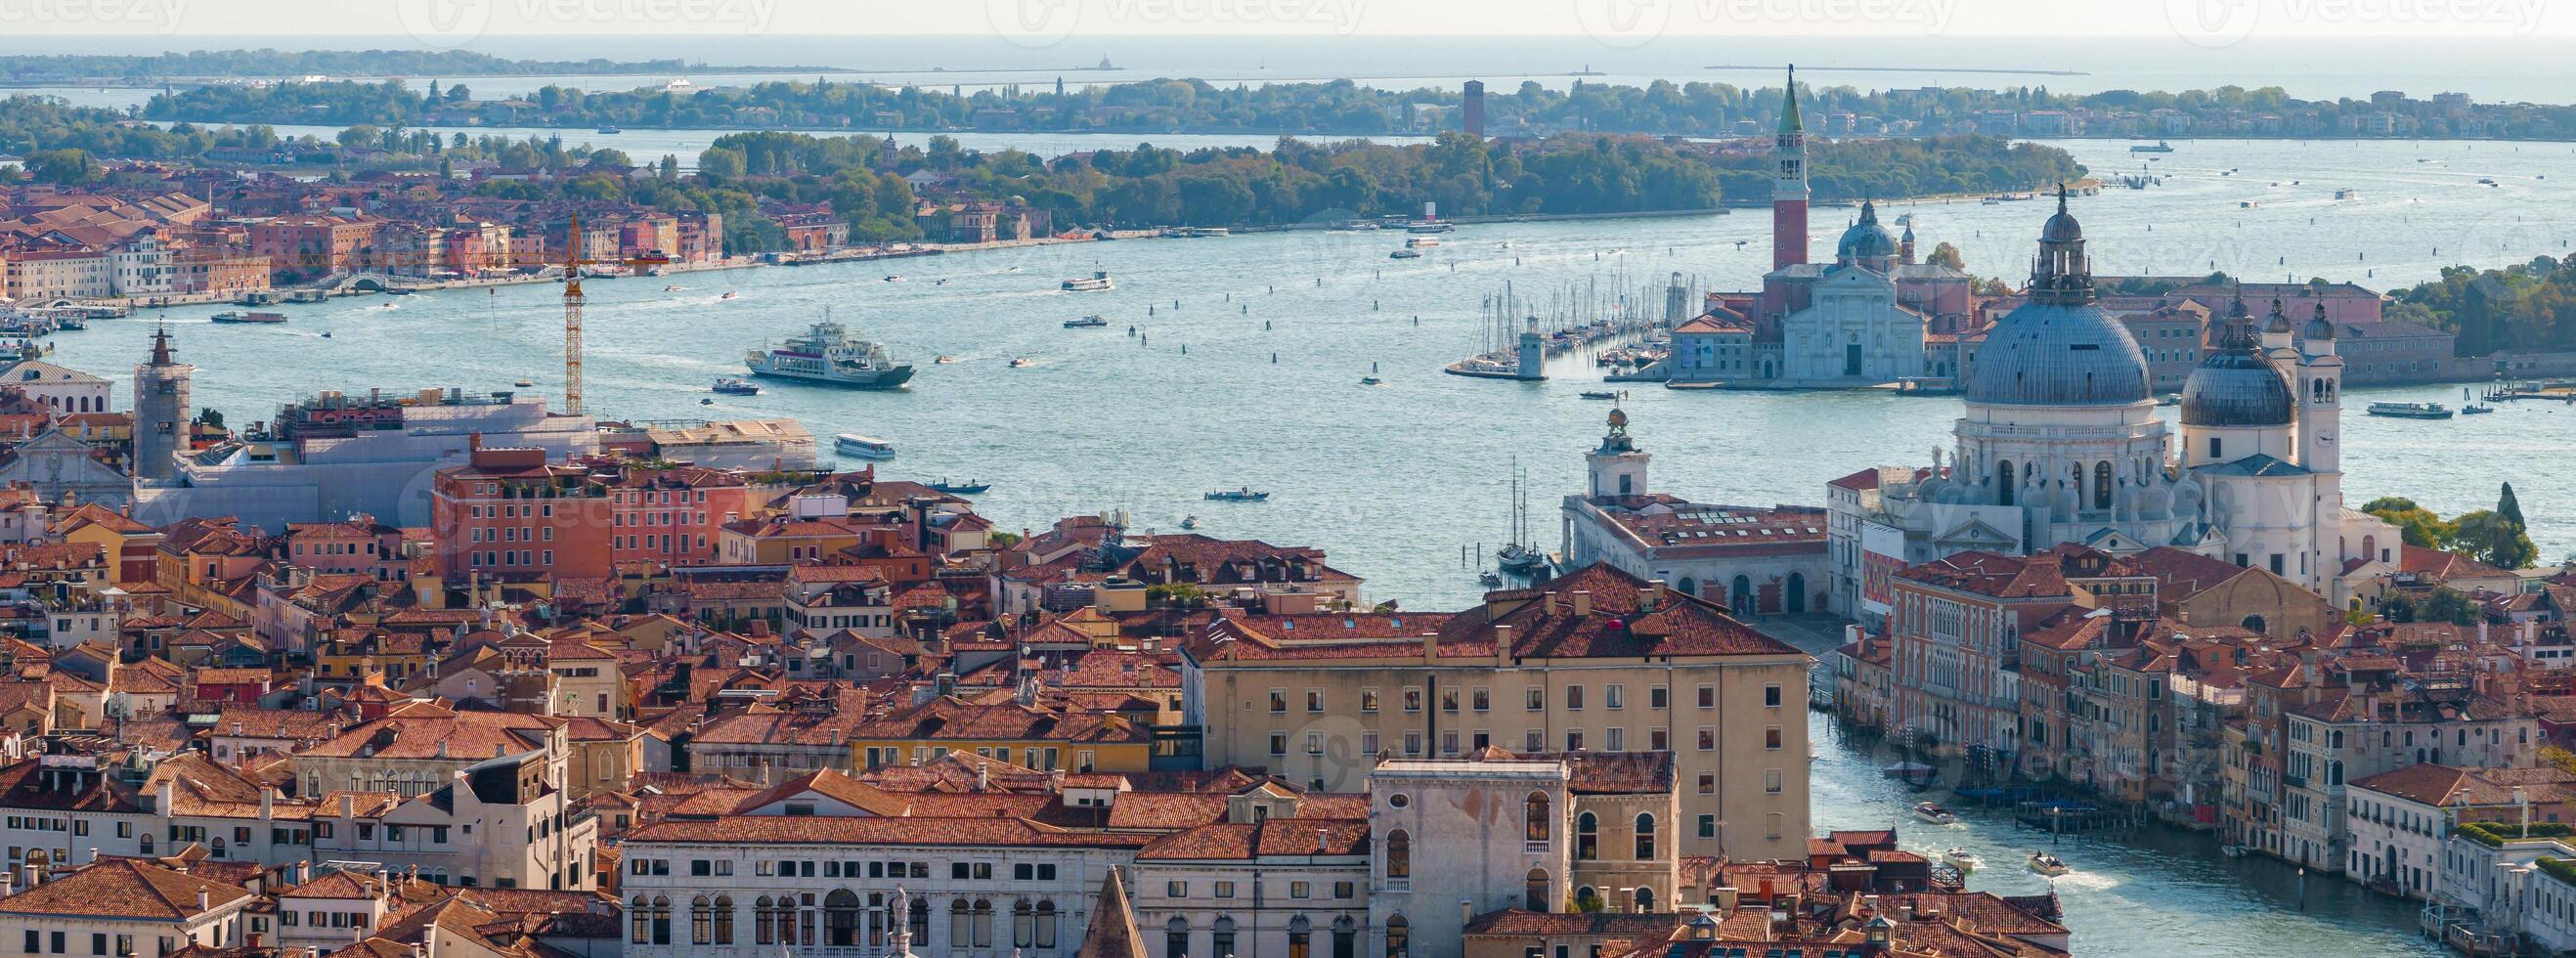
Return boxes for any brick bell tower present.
[1773,65,1811,271]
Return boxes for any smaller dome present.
[2263,299,2292,335]
[1837,201,1898,262]
[2303,303,2336,340]
[2181,317,2294,428]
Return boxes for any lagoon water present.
[35,133,2565,957]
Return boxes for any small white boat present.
[2028,851,2070,877]
[1914,802,1957,825]
[1009,357,1033,368]
[513,377,536,388]
[720,291,739,300]
[665,284,685,291]
[1062,271,1113,292]
[1942,849,1982,872]
[2219,845,2250,858]
[934,356,960,365]
[884,275,905,283]
[834,434,895,459]
[1178,515,1199,530]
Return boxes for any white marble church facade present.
[1830,191,2379,627]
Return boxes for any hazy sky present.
[10,0,2570,39]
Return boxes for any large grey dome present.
[1964,301,2155,406]
[1837,200,1898,263]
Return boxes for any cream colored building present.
[1185,564,1812,861]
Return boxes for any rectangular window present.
[1404,731,1423,757]
[1605,684,1625,710]
[1306,689,1325,713]
[1526,687,1546,711]
[1269,689,1288,714]
[1565,685,1585,711]
[1441,687,1460,713]
[1699,814,1717,838]
[1698,727,1716,751]
[1306,732,1324,755]
[1765,768,1784,794]
[1361,730,1379,755]
[1168,881,1187,898]
[1698,773,1716,795]
[1360,688,1379,713]
[1698,684,1715,709]
[1215,881,1236,898]
[1766,725,1784,750]
[1605,727,1625,752]
[1565,729,1584,751]
[1269,732,1288,756]
[1649,685,1669,709]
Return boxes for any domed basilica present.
[1826,188,2385,624]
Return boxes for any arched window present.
[1731,576,1753,613]
[1167,917,1192,958]
[973,899,995,948]
[1997,459,2016,505]
[650,895,672,945]
[1385,914,1410,958]
[713,895,734,945]
[631,896,651,944]
[950,899,972,947]
[907,896,928,945]
[1676,577,1697,597]
[2094,460,2113,510]
[776,892,800,945]
[1525,867,1550,912]
[1036,900,1059,949]
[1575,887,1600,912]
[1014,899,1036,948]
[1525,791,1550,843]
[1576,812,1598,860]
[1634,813,1657,859]
[1635,887,1656,911]
[1213,915,1238,956]
[692,895,714,945]
[754,896,777,945]
[1385,829,1412,878]
[825,890,860,947]
[2242,614,2267,634]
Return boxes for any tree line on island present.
[131,75,2576,142]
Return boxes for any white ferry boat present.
[834,434,896,459]
[745,317,915,390]
[1062,271,1114,292]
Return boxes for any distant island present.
[130,74,2576,142]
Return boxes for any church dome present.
[2181,316,2294,427]
[2302,303,2336,341]
[1836,200,1899,263]
[1965,191,2150,407]
[1964,301,2156,407]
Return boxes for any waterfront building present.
[1,246,112,302]
[428,443,615,584]
[2346,763,2576,900]
[137,386,602,531]
[0,359,110,414]
[1557,405,1831,613]
[0,856,255,956]
[1186,563,1812,860]
[1829,195,2369,630]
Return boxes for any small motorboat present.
[1478,572,1504,588]
[834,434,896,459]
[720,291,739,300]
[712,377,761,396]
[665,284,685,292]
[1942,849,1982,872]
[1579,390,1618,400]
[211,310,287,324]
[319,331,333,338]
[1009,357,1034,368]
[1389,248,1423,259]
[1205,487,1271,502]
[513,377,536,387]
[935,356,960,364]
[699,398,714,406]
[1064,316,1110,328]
[930,479,990,495]
[2463,404,2495,414]
[884,275,905,283]
[1360,376,1383,385]
[2219,845,2250,858]
[2028,852,2070,877]
[1914,802,1957,826]
[1178,515,1200,530]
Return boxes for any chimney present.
[259,786,275,821]
[1571,590,1592,618]
[977,763,989,791]
[196,889,209,913]
[1421,630,1438,664]
[1048,768,1066,794]
[1493,625,1513,667]
[154,781,174,815]
[1641,582,1665,611]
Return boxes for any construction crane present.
[556,212,674,415]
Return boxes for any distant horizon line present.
[2,32,2562,41]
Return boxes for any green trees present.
[2360,485,2539,570]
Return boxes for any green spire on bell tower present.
[1778,65,1803,135]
